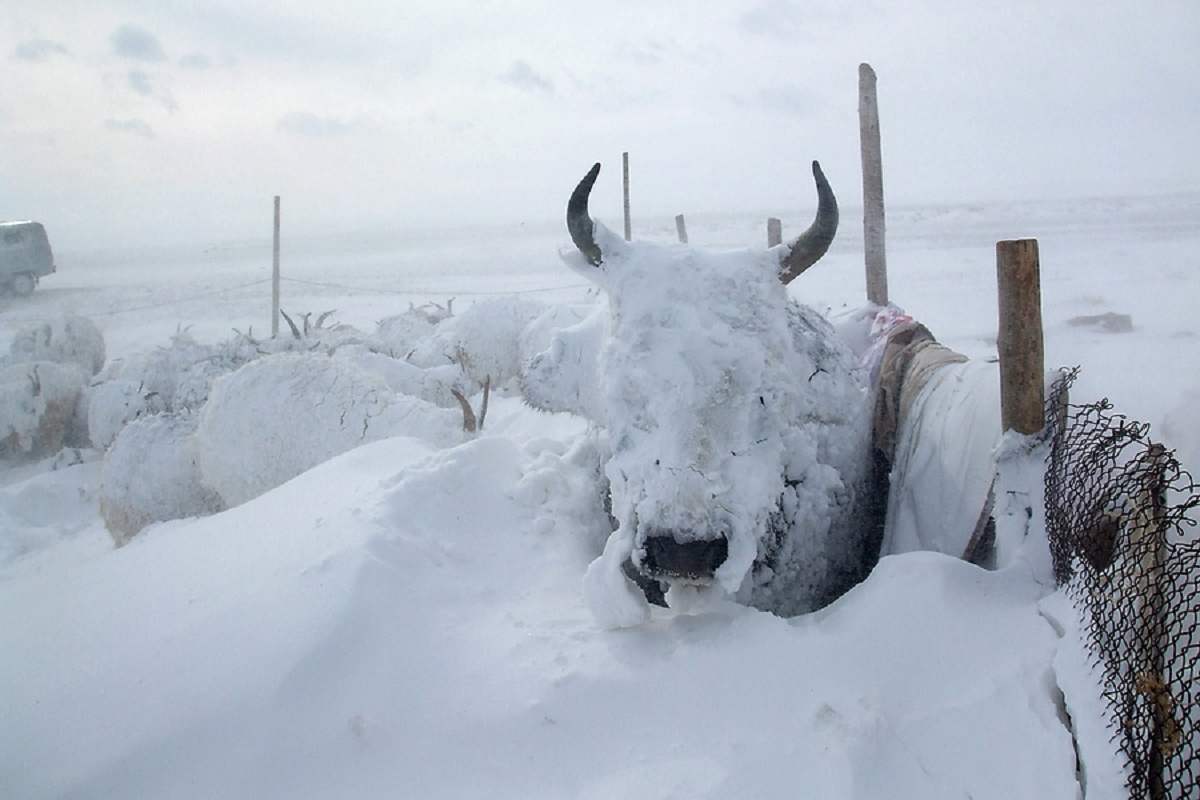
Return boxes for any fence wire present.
[1044,368,1200,800]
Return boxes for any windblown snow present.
[4,192,1197,799]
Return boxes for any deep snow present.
[2,189,1198,799]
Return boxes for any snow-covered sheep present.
[375,302,452,359]
[526,161,885,625]
[0,360,90,459]
[99,411,223,545]
[94,328,261,413]
[195,351,461,507]
[86,378,168,451]
[410,297,546,389]
[4,315,106,376]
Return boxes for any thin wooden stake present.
[272,195,281,337]
[996,238,1045,435]
[675,214,688,244]
[767,217,782,248]
[622,152,632,241]
[859,63,889,306]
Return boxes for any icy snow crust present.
[533,222,875,621]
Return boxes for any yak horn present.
[778,161,838,284]
[567,163,603,266]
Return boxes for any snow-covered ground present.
[2,190,1198,799]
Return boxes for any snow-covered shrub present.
[410,297,546,388]
[99,411,223,545]
[196,351,460,507]
[4,315,106,375]
[0,361,90,459]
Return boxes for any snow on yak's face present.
[569,223,808,595]
[531,160,847,620]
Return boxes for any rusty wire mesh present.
[1044,368,1200,799]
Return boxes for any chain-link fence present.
[1044,368,1200,799]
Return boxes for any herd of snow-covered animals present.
[1,161,984,619]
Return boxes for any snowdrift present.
[1,428,1083,800]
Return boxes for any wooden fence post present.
[996,238,1045,434]
[272,195,281,337]
[767,217,782,248]
[675,214,688,244]
[622,152,632,242]
[1130,443,1173,800]
[859,63,889,306]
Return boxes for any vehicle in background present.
[1,221,56,296]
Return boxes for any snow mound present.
[0,432,1080,799]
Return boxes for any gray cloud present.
[613,41,666,67]
[172,5,420,73]
[126,70,178,112]
[734,84,822,117]
[739,0,857,39]
[179,52,211,70]
[12,39,70,62]
[110,25,167,62]
[739,0,800,38]
[500,60,554,95]
[103,118,156,138]
[127,70,154,96]
[276,112,355,137]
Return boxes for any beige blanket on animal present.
[873,322,1001,560]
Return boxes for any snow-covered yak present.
[523,161,887,624]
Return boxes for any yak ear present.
[567,163,604,267]
[778,161,838,284]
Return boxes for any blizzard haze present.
[1,165,1198,798]
[3,0,1199,247]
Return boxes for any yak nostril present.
[641,535,728,581]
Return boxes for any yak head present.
[527,161,865,619]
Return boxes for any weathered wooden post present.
[1128,443,1173,800]
[859,63,889,306]
[272,195,281,337]
[996,238,1045,434]
[767,217,782,248]
[675,214,688,244]
[622,151,632,242]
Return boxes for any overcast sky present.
[3,0,1198,247]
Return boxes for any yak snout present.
[639,533,729,582]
